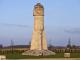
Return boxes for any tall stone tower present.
[31,3,47,50]
[22,3,55,56]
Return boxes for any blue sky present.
[0,0,80,46]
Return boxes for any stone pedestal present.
[64,53,70,58]
[22,50,56,56]
[0,55,6,60]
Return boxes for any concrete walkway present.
[7,58,80,60]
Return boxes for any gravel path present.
[7,58,80,60]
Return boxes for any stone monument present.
[22,3,55,56]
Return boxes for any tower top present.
[33,3,44,16]
[35,3,43,8]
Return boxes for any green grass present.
[71,53,80,58]
[1,52,80,59]
[3,53,64,59]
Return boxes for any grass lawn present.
[71,53,80,58]
[2,52,80,59]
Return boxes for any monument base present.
[22,50,55,56]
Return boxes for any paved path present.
[7,58,80,60]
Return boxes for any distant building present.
[48,38,80,53]
[1,45,30,52]
[0,44,80,53]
